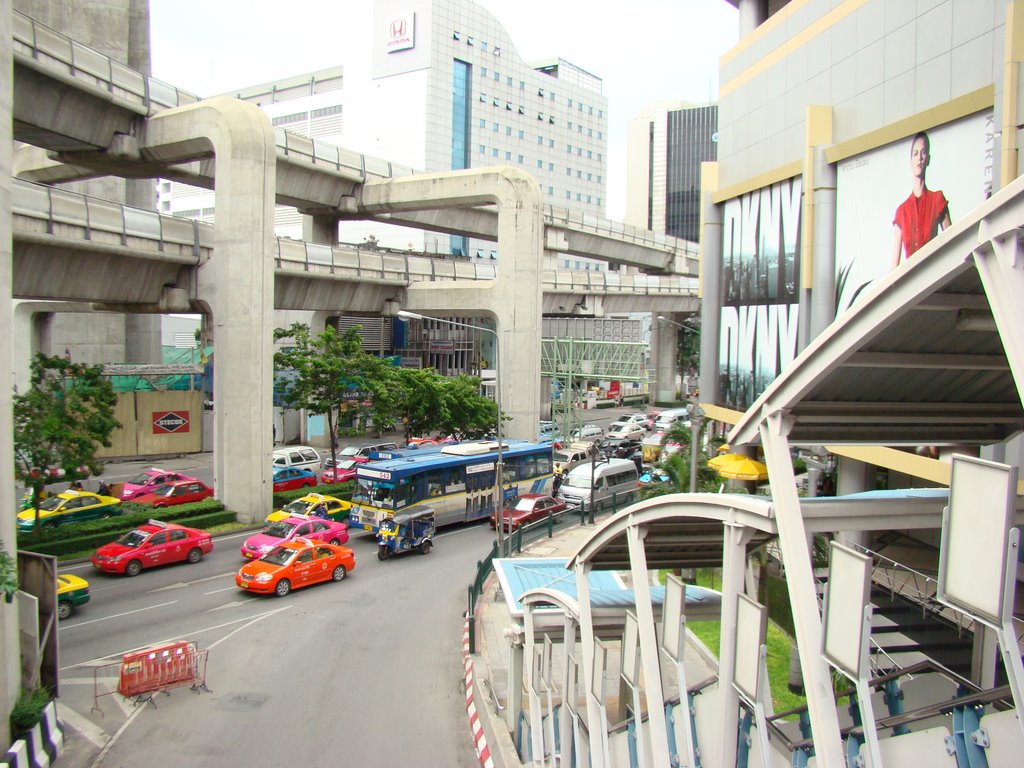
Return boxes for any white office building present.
[160,0,609,263]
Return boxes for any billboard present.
[719,177,802,410]
[835,111,995,315]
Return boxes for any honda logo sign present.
[385,12,415,53]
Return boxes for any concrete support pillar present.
[1,0,19,745]
[358,167,543,440]
[303,213,340,245]
[835,457,872,550]
[139,97,277,522]
[807,145,837,343]
[737,0,769,36]
[699,163,722,405]
[652,313,677,403]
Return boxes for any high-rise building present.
[626,100,718,243]
[161,0,609,261]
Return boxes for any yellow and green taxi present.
[17,490,122,532]
[265,493,351,525]
[56,574,90,620]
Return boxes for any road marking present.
[207,604,292,650]
[58,601,178,631]
[204,585,240,595]
[206,598,261,610]
[57,702,108,749]
[62,607,296,672]
[147,571,235,592]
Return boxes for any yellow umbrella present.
[707,452,745,470]
[714,456,769,481]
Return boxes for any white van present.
[557,458,639,512]
[272,445,322,472]
[654,407,691,432]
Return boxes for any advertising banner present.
[718,177,802,410]
[835,111,995,315]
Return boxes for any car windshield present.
[149,484,175,497]
[260,546,295,565]
[507,498,533,511]
[553,451,572,463]
[128,472,156,485]
[116,529,149,548]
[38,496,65,511]
[337,459,359,469]
[562,472,594,489]
[339,447,360,457]
[282,500,311,515]
[265,521,296,538]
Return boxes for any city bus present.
[347,440,554,533]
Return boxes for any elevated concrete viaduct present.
[6,8,700,521]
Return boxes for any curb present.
[463,615,495,768]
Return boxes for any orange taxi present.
[235,538,355,597]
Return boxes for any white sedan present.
[605,422,645,442]
[609,413,649,432]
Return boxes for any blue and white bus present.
[347,440,554,532]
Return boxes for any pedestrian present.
[98,481,111,496]
[69,480,83,491]
[552,471,563,497]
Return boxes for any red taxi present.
[91,520,214,577]
[235,538,355,597]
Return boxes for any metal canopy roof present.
[729,173,1024,449]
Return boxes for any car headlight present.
[254,573,273,583]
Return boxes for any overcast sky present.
[149,0,738,221]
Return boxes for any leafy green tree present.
[14,354,120,528]
[273,323,390,471]
[373,367,500,442]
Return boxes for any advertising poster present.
[835,111,995,315]
[718,177,802,410]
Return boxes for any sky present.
[148,0,738,222]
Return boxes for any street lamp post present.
[397,311,505,553]
[687,404,705,493]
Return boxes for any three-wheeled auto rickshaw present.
[377,505,436,560]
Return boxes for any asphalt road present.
[56,523,491,768]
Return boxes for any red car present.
[321,456,368,484]
[131,480,214,508]
[490,494,568,531]
[115,468,200,501]
[273,467,318,492]
[91,520,214,576]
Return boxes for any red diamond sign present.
[152,411,190,434]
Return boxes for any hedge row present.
[23,511,240,558]
[271,481,353,510]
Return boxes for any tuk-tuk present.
[376,505,436,560]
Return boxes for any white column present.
[716,520,749,768]
[761,412,845,766]
[626,524,671,765]
[576,561,607,768]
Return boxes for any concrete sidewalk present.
[468,517,720,768]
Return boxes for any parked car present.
[17,490,121,532]
[115,468,200,501]
[331,442,399,463]
[406,435,457,448]
[272,446,322,472]
[235,538,355,597]
[605,422,646,442]
[56,574,90,619]
[241,514,349,559]
[321,456,368,484]
[598,438,635,459]
[491,493,568,531]
[272,467,318,492]
[609,413,650,432]
[131,480,214,508]
[569,424,604,442]
[265,493,352,525]
[91,520,214,577]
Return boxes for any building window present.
[577,170,582,178]
[479,145,485,154]
[518,129,524,139]
[598,131,603,140]
[597,175,602,183]
[467,36,474,45]
[578,103,583,111]
[568,98,573,107]
[494,47,502,57]
[451,59,471,173]
[549,139,555,148]
[586,195,592,203]
[493,71,500,81]
[479,93,486,102]
[587,150,592,158]
[478,118,485,128]
[519,80,525,90]
[567,144,572,153]
[549,92,555,101]
[597,197,602,205]
[588,128,593,137]
[517,154,524,163]
[506,76,512,85]
[577,125,582,133]
[492,122,499,132]
[576,147,582,156]
[481,41,488,51]
[537,135,543,144]
[506,101,512,110]
[598,110,603,119]
[576,193,581,201]
[536,159,543,168]
[480,67,487,77]
[453,31,461,40]
[597,153,603,162]
[565,191,571,199]
[537,88,544,97]
[505,151,511,160]
[493,97,500,106]
[548,162,554,171]
[538,113,544,120]
[492,148,498,157]
[587,172,592,181]
[547,185,553,195]
[567,121,573,130]
[506,125,512,135]
[548,115,555,123]
[565,167,571,175]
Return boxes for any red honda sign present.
[152,411,190,434]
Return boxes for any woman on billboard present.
[891,131,951,268]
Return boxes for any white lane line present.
[206,604,292,650]
[58,601,178,631]
[147,571,235,592]
[57,703,108,750]
[206,598,260,610]
[204,585,241,595]
[61,608,291,671]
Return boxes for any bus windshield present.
[354,479,396,506]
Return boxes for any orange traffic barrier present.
[116,641,210,703]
